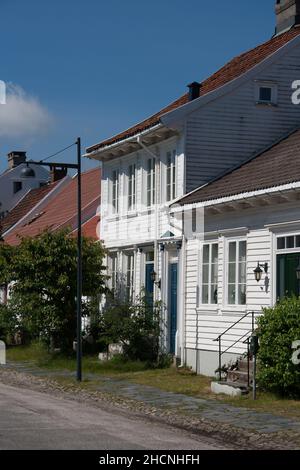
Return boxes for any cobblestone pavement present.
[2,360,300,438]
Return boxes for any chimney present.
[50,165,67,183]
[7,151,26,169]
[275,0,300,35]
[187,82,201,101]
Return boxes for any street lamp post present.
[20,138,83,381]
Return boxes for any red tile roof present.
[4,167,101,246]
[176,127,300,206]
[73,215,100,240]
[86,27,300,154]
[0,181,60,235]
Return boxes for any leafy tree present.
[4,230,106,351]
[257,296,300,397]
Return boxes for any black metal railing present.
[213,311,256,382]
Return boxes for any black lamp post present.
[20,138,83,382]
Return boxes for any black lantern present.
[254,262,268,282]
[296,259,300,281]
[254,263,263,282]
[150,270,161,289]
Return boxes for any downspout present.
[136,136,160,301]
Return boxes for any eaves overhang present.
[170,181,300,215]
[84,123,178,162]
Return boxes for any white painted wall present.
[183,199,300,375]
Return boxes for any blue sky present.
[0,0,275,173]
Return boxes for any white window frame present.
[125,252,134,300]
[111,169,119,214]
[146,157,156,208]
[108,253,118,291]
[128,163,136,212]
[225,238,247,307]
[254,81,278,106]
[166,149,176,202]
[199,242,219,306]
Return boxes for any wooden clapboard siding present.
[185,43,300,193]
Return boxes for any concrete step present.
[227,369,252,384]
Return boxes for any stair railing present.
[213,311,256,381]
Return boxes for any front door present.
[277,253,300,299]
[169,263,178,354]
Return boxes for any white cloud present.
[0,83,52,138]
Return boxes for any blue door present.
[169,263,178,354]
[145,263,154,306]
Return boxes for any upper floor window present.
[166,150,176,202]
[128,164,136,211]
[201,243,218,305]
[112,170,119,213]
[255,81,278,106]
[146,158,156,207]
[227,240,247,306]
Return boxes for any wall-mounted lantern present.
[254,262,268,283]
[151,270,161,289]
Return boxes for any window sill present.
[255,101,278,108]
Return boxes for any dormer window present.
[259,87,272,103]
[13,181,22,194]
[255,81,278,106]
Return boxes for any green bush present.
[257,296,300,397]
[100,291,168,364]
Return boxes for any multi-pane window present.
[146,158,156,207]
[166,150,176,202]
[128,164,136,211]
[112,170,119,213]
[277,235,300,250]
[227,241,247,305]
[109,254,118,291]
[126,253,134,300]
[201,243,218,305]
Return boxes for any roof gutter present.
[170,181,300,213]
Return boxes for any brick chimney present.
[50,165,67,183]
[187,82,201,101]
[276,0,300,34]
[7,151,26,169]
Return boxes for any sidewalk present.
[2,360,300,441]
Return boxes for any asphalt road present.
[0,382,225,450]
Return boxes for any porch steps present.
[211,357,254,396]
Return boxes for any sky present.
[0,0,275,174]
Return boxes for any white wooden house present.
[172,127,300,375]
[85,1,300,364]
